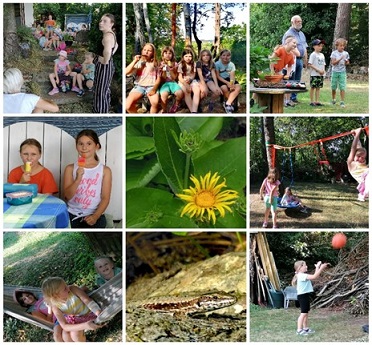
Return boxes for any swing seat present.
[277,197,300,209]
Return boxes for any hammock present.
[3,272,122,331]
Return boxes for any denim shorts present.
[130,85,155,96]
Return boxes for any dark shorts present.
[218,77,240,88]
[310,76,324,89]
[297,293,311,313]
[69,212,107,228]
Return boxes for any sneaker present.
[223,103,234,114]
[169,102,180,113]
[315,102,324,106]
[310,102,317,106]
[262,222,268,228]
[273,225,279,229]
[61,82,66,93]
[291,99,299,104]
[71,86,80,92]
[303,328,315,334]
[208,101,214,112]
[297,329,309,336]
[340,101,345,108]
[358,194,366,202]
[285,101,295,107]
[331,99,336,105]
[48,87,59,96]
[77,89,85,97]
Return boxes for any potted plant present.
[63,33,74,47]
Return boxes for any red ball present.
[332,233,347,249]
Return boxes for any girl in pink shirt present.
[259,168,280,228]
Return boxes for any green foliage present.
[16,25,35,44]
[250,117,368,182]
[249,45,271,81]
[126,117,246,228]
[250,3,369,65]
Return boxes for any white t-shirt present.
[309,52,326,77]
[3,93,40,114]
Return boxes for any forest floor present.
[250,305,368,342]
[249,181,368,229]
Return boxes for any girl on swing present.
[347,127,369,201]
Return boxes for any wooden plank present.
[257,233,276,288]
[8,123,27,175]
[3,126,9,182]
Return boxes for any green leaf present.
[215,211,247,228]
[126,158,161,191]
[177,117,224,142]
[126,136,155,159]
[126,188,198,228]
[153,117,186,194]
[194,137,246,191]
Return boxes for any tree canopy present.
[250,3,368,66]
[125,3,246,68]
[250,117,369,183]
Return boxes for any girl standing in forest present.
[63,129,112,228]
[178,48,201,113]
[259,168,280,228]
[126,43,160,113]
[42,277,103,342]
[195,49,222,112]
[292,260,328,335]
[93,13,118,113]
[215,49,242,113]
[159,46,184,113]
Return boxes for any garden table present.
[251,87,308,113]
[3,194,70,228]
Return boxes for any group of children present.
[259,127,368,228]
[126,43,241,114]
[271,37,350,107]
[14,256,121,342]
[7,129,112,228]
[48,51,95,98]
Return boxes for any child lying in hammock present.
[347,128,369,201]
[280,187,308,213]
[14,289,63,342]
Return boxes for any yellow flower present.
[177,172,239,224]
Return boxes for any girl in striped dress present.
[42,277,103,342]
[93,13,118,113]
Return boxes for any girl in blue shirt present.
[292,260,329,335]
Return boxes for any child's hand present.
[95,309,101,316]
[84,214,98,226]
[21,172,31,183]
[315,261,322,269]
[86,320,105,330]
[134,54,141,62]
[76,166,84,179]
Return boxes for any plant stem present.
[184,152,191,189]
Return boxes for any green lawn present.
[250,182,369,228]
[283,78,368,114]
[250,304,368,342]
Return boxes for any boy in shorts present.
[308,39,326,106]
[71,52,95,97]
[330,38,350,108]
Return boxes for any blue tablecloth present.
[3,194,70,228]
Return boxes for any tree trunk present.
[171,3,177,49]
[183,3,192,47]
[4,3,20,62]
[333,3,352,48]
[192,3,202,56]
[133,3,146,55]
[262,117,276,170]
[211,3,221,59]
[143,3,153,43]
